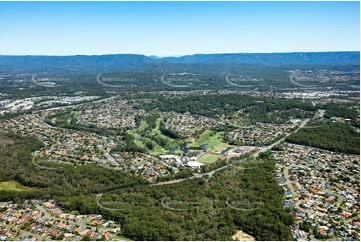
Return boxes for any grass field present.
[138,120,148,132]
[51,117,57,124]
[150,118,180,152]
[113,235,132,241]
[129,121,229,157]
[190,130,223,150]
[189,131,233,165]
[67,111,82,124]
[197,153,223,164]
[132,133,147,148]
[0,181,33,192]
[150,118,162,136]
[130,131,166,155]
[150,144,166,156]
[129,118,178,156]
[212,143,235,153]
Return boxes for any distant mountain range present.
[0,51,359,72]
[160,52,360,65]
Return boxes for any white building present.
[186,161,204,169]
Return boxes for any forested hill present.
[161,51,360,65]
[0,54,153,72]
[0,51,359,72]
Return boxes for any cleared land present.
[197,153,223,164]
[0,181,33,192]
[212,143,235,153]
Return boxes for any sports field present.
[197,153,223,164]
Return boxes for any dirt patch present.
[232,230,256,241]
[0,136,15,148]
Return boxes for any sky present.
[0,1,359,56]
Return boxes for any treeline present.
[134,114,158,131]
[323,103,358,119]
[155,169,194,182]
[245,105,314,124]
[159,121,184,140]
[286,122,359,154]
[112,132,147,153]
[323,103,359,127]
[136,94,259,117]
[135,93,316,123]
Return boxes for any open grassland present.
[212,143,235,153]
[138,120,148,132]
[190,132,232,165]
[0,181,33,192]
[190,130,223,150]
[197,153,223,164]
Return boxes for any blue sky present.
[0,1,359,56]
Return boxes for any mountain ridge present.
[0,51,359,72]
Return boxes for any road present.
[33,202,101,232]
[283,166,295,194]
[1,220,44,241]
[252,119,309,158]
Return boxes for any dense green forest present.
[0,132,294,240]
[133,93,316,123]
[286,122,360,154]
[92,159,294,240]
